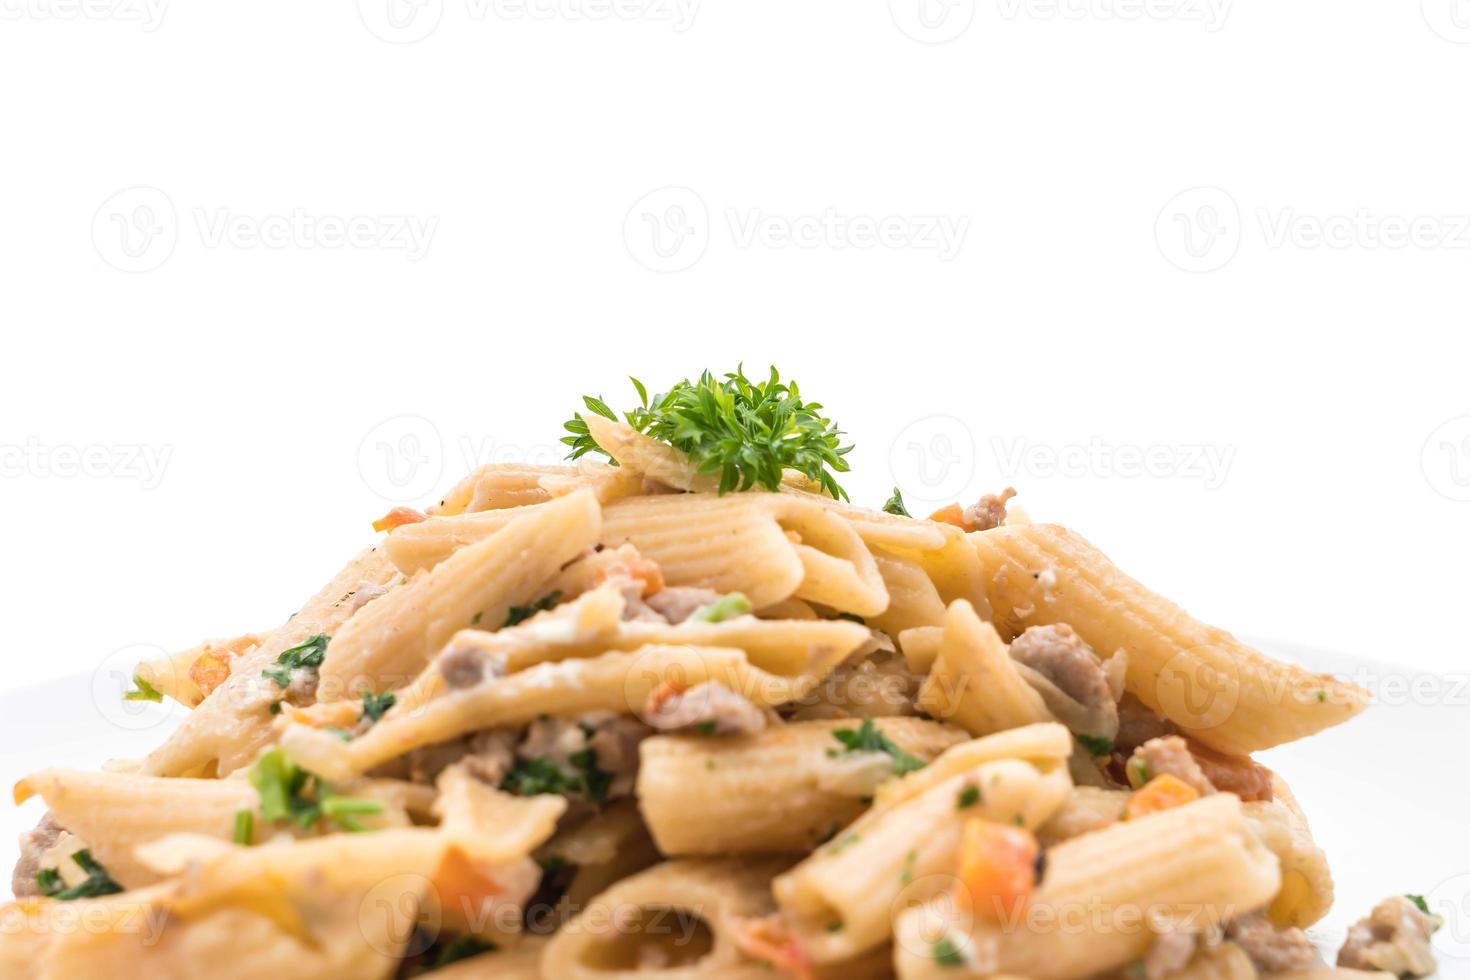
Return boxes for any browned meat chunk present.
[641,681,766,736]
[1337,895,1439,976]
[1187,740,1273,802]
[1010,623,1118,737]
[644,586,723,624]
[1228,913,1318,973]
[963,487,1017,532]
[11,814,62,898]
[1128,736,1215,795]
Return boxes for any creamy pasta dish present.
[3,370,1443,979]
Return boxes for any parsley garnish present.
[931,936,965,967]
[505,591,562,627]
[1129,758,1152,786]
[361,691,396,724]
[248,748,383,832]
[233,809,254,845]
[261,634,329,688]
[500,750,610,803]
[1075,734,1114,757]
[123,675,163,703]
[690,592,752,623]
[36,850,122,901]
[956,784,981,809]
[1405,894,1444,931]
[830,717,926,776]
[882,487,911,517]
[562,367,853,499]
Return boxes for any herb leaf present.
[261,634,330,688]
[500,750,610,803]
[563,367,853,500]
[123,675,163,703]
[1075,734,1114,757]
[689,592,753,623]
[361,691,396,724]
[831,718,926,776]
[37,850,123,901]
[247,748,383,833]
[931,936,965,967]
[882,487,911,517]
[505,591,562,628]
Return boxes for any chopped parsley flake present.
[36,850,122,901]
[956,784,981,809]
[690,592,753,623]
[931,936,965,967]
[505,591,562,627]
[882,487,911,517]
[233,809,254,845]
[248,748,383,833]
[261,634,329,688]
[831,717,926,776]
[361,691,396,724]
[1075,733,1114,757]
[123,675,163,703]
[500,749,611,803]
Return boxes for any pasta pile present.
[2,392,1441,980]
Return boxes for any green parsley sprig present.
[829,717,926,776]
[262,634,330,688]
[36,850,123,901]
[248,748,384,833]
[562,367,853,500]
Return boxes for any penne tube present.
[141,544,403,778]
[320,488,602,698]
[918,600,1052,737]
[970,524,1370,754]
[601,492,888,617]
[894,794,1281,980]
[541,858,789,980]
[636,718,970,856]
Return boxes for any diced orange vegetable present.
[1124,773,1200,820]
[372,506,428,533]
[433,846,504,914]
[643,679,687,716]
[956,819,1039,921]
[189,650,232,699]
[731,915,814,980]
[928,503,966,528]
[595,557,665,596]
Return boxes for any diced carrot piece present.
[595,557,665,596]
[731,915,814,980]
[433,846,504,913]
[1124,773,1200,819]
[372,506,428,533]
[189,650,232,699]
[928,503,966,528]
[956,819,1039,921]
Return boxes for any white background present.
[3,0,1470,695]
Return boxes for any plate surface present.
[1,643,1465,974]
